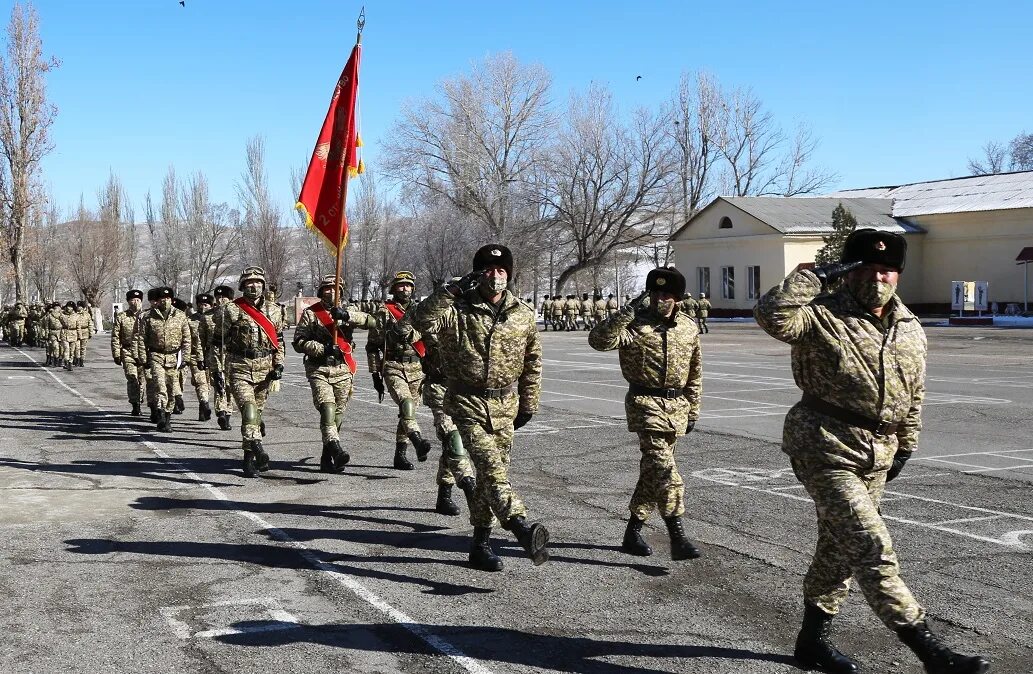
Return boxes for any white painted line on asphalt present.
[934,515,1006,526]
[913,448,1033,461]
[962,464,1033,474]
[18,348,497,674]
[160,597,300,640]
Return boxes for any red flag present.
[296,43,364,251]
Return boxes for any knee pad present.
[445,430,466,458]
[241,403,260,426]
[319,402,336,426]
[400,398,416,421]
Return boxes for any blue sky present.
[12,0,1033,218]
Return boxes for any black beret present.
[126,289,143,301]
[645,267,686,297]
[213,285,235,299]
[156,287,174,299]
[841,228,907,272]
[472,244,513,277]
[195,293,213,305]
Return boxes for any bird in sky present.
[179,0,185,6]
[636,75,642,81]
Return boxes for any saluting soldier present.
[110,289,146,415]
[413,244,549,572]
[188,293,214,421]
[210,267,286,478]
[589,267,703,561]
[199,285,236,430]
[697,293,711,333]
[292,274,375,473]
[755,229,989,674]
[366,270,433,470]
[137,287,190,432]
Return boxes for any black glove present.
[887,449,911,482]
[514,410,533,430]
[372,373,385,398]
[328,344,345,361]
[625,290,649,312]
[266,364,284,382]
[329,305,350,322]
[685,420,695,434]
[197,359,207,371]
[212,371,225,393]
[446,270,487,296]
[813,260,863,284]
[113,355,122,365]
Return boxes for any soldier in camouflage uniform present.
[589,267,704,561]
[606,293,618,317]
[59,301,79,370]
[75,301,92,366]
[188,293,214,421]
[171,298,191,413]
[562,294,577,331]
[593,293,607,325]
[137,287,190,432]
[292,275,375,473]
[680,292,698,321]
[755,229,988,674]
[110,289,146,415]
[8,302,27,346]
[540,295,552,331]
[413,244,549,572]
[25,304,40,347]
[580,293,594,330]
[44,303,63,366]
[550,295,563,330]
[696,293,710,333]
[366,271,434,470]
[199,285,236,430]
[210,267,286,478]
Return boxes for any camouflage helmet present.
[238,265,266,291]
[318,274,342,293]
[389,270,416,291]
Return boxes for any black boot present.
[321,440,347,473]
[173,395,185,414]
[506,515,549,565]
[157,411,172,433]
[622,516,653,557]
[409,431,432,462]
[198,401,212,421]
[458,476,476,510]
[242,448,258,478]
[468,526,503,572]
[63,360,73,371]
[393,442,413,470]
[663,515,701,560]
[131,402,141,416]
[794,603,860,674]
[252,440,270,472]
[259,421,266,437]
[435,484,461,516]
[45,355,52,366]
[149,405,160,423]
[897,620,989,674]
[217,411,231,430]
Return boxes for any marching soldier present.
[580,293,594,330]
[9,302,27,346]
[541,295,553,331]
[75,301,92,366]
[561,294,576,331]
[137,287,190,432]
[210,267,286,478]
[593,293,607,325]
[199,285,236,430]
[59,301,79,370]
[697,293,711,333]
[188,294,214,421]
[44,303,63,366]
[171,298,191,413]
[755,229,988,674]
[550,295,563,330]
[680,292,698,321]
[292,275,375,473]
[413,244,549,572]
[110,290,146,415]
[366,270,433,470]
[589,267,703,561]
[140,289,161,422]
[606,293,619,317]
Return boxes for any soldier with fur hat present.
[187,293,214,421]
[589,266,704,562]
[75,301,93,366]
[58,301,79,370]
[199,285,236,429]
[136,287,191,432]
[755,229,989,673]
[111,289,146,415]
[44,302,63,366]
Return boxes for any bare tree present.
[669,71,722,219]
[66,173,134,306]
[180,170,238,298]
[237,135,288,289]
[383,52,552,244]
[0,2,58,302]
[23,195,61,300]
[145,166,187,288]
[532,84,677,293]
[1009,133,1033,171]
[291,164,334,294]
[967,140,1008,175]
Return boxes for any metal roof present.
[829,170,1033,217]
[723,197,923,234]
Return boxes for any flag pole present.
[332,7,364,324]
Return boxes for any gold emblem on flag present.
[315,142,331,162]
[875,240,886,251]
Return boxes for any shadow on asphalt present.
[213,620,798,673]
[0,456,241,489]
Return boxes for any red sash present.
[384,301,426,358]
[233,298,280,350]
[311,303,357,374]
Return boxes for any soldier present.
[680,292,698,322]
[59,301,79,370]
[188,293,214,421]
[139,289,162,422]
[366,270,433,470]
[111,290,146,415]
[292,275,375,472]
[589,268,703,561]
[137,287,190,432]
[198,285,236,430]
[550,295,564,331]
[541,295,553,331]
[9,301,27,346]
[171,298,190,413]
[580,292,594,330]
[25,304,39,347]
[606,293,619,317]
[413,244,549,572]
[44,303,63,366]
[593,293,607,325]
[696,293,711,333]
[755,229,989,674]
[210,267,286,478]
[563,294,578,331]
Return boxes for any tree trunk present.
[554,258,594,295]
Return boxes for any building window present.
[719,216,733,229]
[697,267,710,297]
[747,265,761,300]
[722,266,735,300]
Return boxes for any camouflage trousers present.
[122,357,146,405]
[61,339,80,363]
[384,360,425,443]
[630,431,685,521]
[148,354,182,413]
[453,410,526,528]
[188,364,210,404]
[792,457,926,629]
[423,379,474,487]
[697,317,708,333]
[213,383,232,415]
[226,355,274,443]
[47,335,60,360]
[305,362,353,443]
[79,338,89,362]
[9,322,24,343]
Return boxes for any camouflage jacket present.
[580,299,593,315]
[413,288,542,417]
[76,309,91,339]
[680,298,698,317]
[110,310,141,360]
[366,300,423,372]
[209,298,286,373]
[58,310,79,340]
[594,299,607,317]
[9,305,27,322]
[697,299,711,317]
[589,304,703,434]
[564,298,578,315]
[606,298,619,314]
[45,310,63,336]
[541,299,552,316]
[187,311,206,366]
[137,306,191,362]
[754,269,926,471]
[292,302,374,369]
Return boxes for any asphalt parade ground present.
[1,321,1031,673]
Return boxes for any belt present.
[387,355,420,364]
[228,347,275,359]
[629,383,684,399]
[450,381,516,399]
[800,393,902,436]
[148,348,181,355]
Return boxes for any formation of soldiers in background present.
[1,300,96,370]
